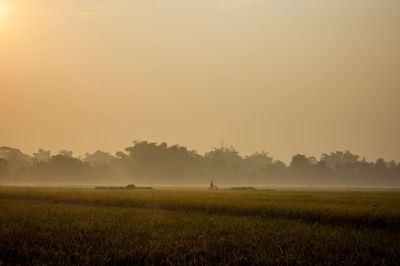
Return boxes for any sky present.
[0,0,399,162]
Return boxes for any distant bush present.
[95,184,153,190]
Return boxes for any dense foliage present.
[0,141,399,185]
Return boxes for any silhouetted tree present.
[204,146,242,184]
[32,148,51,162]
[0,143,399,186]
[84,151,114,167]
[0,159,8,177]
[122,141,203,184]
[0,146,31,172]
[59,150,73,158]
[321,151,359,169]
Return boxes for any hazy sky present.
[1,0,399,162]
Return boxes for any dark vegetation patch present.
[229,187,257,191]
[95,184,154,190]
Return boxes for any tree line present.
[0,141,399,186]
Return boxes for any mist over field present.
[1,142,399,187]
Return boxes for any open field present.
[0,187,399,265]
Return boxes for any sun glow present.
[0,1,7,25]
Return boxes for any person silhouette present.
[209,180,214,190]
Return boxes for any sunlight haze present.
[1,0,399,162]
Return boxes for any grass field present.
[0,187,399,265]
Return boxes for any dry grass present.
[0,187,399,265]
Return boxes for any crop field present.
[0,187,399,265]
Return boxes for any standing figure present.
[209,180,214,190]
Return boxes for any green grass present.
[0,187,399,265]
